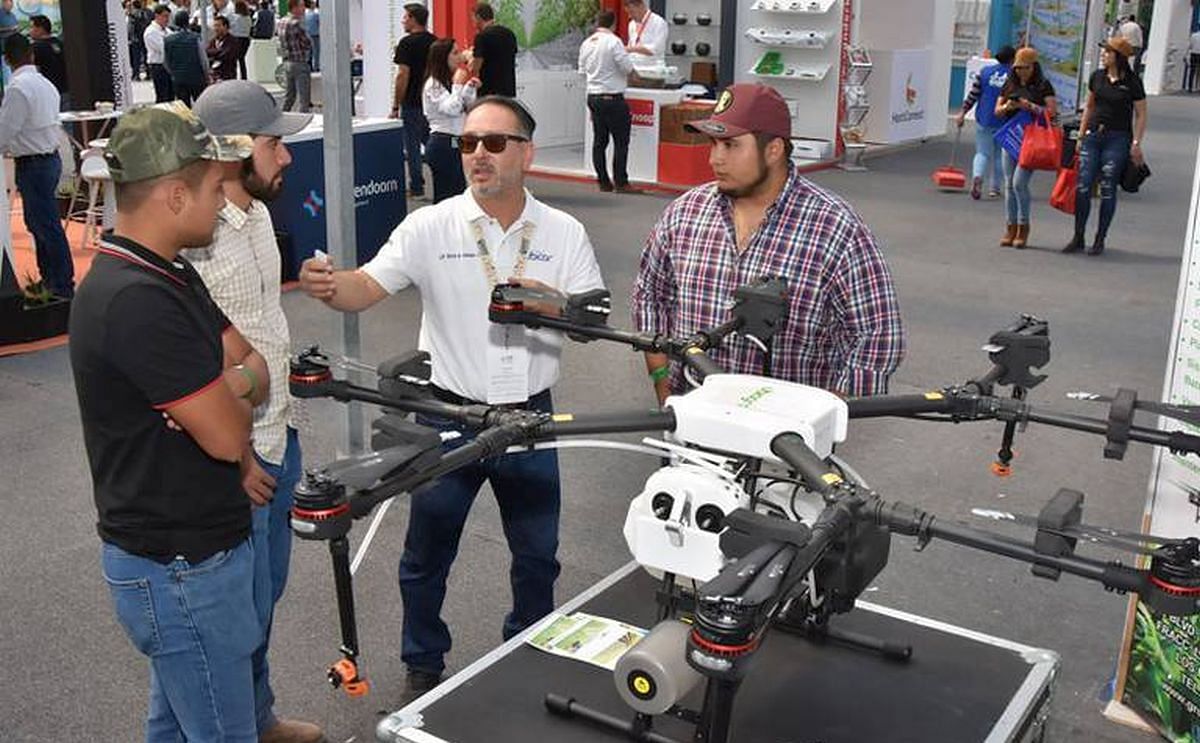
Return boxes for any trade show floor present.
[4,94,1198,742]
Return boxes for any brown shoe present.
[614,184,645,194]
[1012,224,1029,249]
[1000,223,1017,246]
[260,718,326,743]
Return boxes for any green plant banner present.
[1011,0,1088,111]
[1117,138,1200,741]
[493,0,597,66]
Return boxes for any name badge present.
[486,324,529,404]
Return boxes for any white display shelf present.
[750,0,837,14]
[750,63,832,82]
[745,28,831,49]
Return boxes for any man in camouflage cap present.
[69,102,282,743]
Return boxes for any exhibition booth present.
[400,0,960,186]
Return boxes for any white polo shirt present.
[627,11,668,61]
[362,189,605,403]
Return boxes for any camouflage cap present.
[104,101,254,184]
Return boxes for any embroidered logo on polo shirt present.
[527,251,553,262]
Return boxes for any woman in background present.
[955,45,1015,200]
[995,47,1056,249]
[230,1,253,79]
[423,38,480,203]
[1062,37,1147,256]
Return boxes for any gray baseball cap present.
[193,80,313,139]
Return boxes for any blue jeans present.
[401,103,429,193]
[14,153,74,297]
[1075,129,1131,240]
[399,390,561,674]
[102,539,260,743]
[426,133,466,204]
[1002,149,1034,225]
[972,123,1003,190]
[309,35,320,71]
[250,427,301,733]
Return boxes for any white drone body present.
[622,374,850,583]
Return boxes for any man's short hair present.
[288,0,304,11]
[623,0,646,7]
[467,95,537,139]
[596,9,615,29]
[214,14,229,26]
[172,10,190,28]
[114,159,211,213]
[154,4,170,17]
[755,131,793,160]
[404,3,428,26]
[29,15,51,34]
[3,34,31,67]
[473,2,494,21]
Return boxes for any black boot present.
[1062,232,1085,253]
[1087,232,1106,256]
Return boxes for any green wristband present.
[649,365,670,383]
[233,364,258,401]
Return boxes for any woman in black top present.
[994,47,1057,249]
[1062,37,1147,256]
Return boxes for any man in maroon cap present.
[630,83,905,402]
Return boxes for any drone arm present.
[869,499,1148,595]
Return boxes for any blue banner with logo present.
[269,124,407,280]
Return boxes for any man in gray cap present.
[184,81,323,743]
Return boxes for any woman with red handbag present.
[995,47,1057,248]
[1062,37,1148,256]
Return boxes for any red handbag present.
[1018,111,1062,171]
[1050,156,1078,214]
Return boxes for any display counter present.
[573,87,688,185]
[269,116,406,280]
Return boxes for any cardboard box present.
[659,101,715,146]
[691,62,717,86]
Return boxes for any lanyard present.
[470,219,536,288]
[633,14,650,45]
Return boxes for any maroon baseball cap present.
[685,83,792,140]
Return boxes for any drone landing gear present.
[545,696,692,743]
[773,610,913,663]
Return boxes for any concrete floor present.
[4,94,1200,742]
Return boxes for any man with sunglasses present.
[298,95,604,704]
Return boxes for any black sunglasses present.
[458,133,529,154]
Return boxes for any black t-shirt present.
[69,235,249,563]
[1088,68,1145,133]
[999,75,1056,118]
[393,30,436,108]
[33,36,67,94]
[473,23,518,97]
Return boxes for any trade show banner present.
[267,124,408,279]
[886,48,931,143]
[1115,138,1200,740]
[1011,0,1089,111]
[104,0,133,108]
[499,0,597,69]
[11,1,61,26]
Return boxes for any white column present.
[361,0,411,118]
[1143,0,1192,95]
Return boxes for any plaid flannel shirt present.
[279,16,311,63]
[630,167,905,396]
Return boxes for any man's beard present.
[717,155,771,199]
[242,161,283,202]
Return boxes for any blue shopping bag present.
[993,110,1034,161]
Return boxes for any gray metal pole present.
[322,0,365,454]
